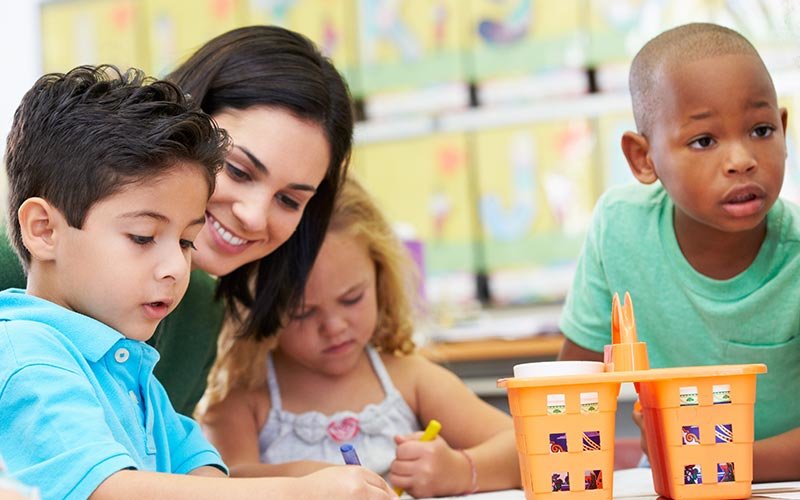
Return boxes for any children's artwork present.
[594,111,638,190]
[351,132,476,304]
[586,0,729,68]
[245,0,361,96]
[473,120,598,304]
[779,94,800,205]
[467,0,584,82]
[356,0,468,95]
[141,0,245,76]
[41,0,144,73]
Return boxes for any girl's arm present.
[388,355,520,497]
[202,386,332,477]
[90,466,395,499]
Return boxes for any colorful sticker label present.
[549,432,568,453]
[715,423,733,444]
[582,430,601,451]
[580,391,599,414]
[713,384,731,404]
[682,425,701,445]
[684,464,702,485]
[584,469,603,490]
[717,462,735,483]
[551,472,570,492]
[547,394,566,415]
[680,386,699,406]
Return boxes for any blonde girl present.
[199,179,520,498]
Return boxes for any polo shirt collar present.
[0,289,124,362]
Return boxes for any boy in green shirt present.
[559,22,799,481]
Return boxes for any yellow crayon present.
[394,419,442,496]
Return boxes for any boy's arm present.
[91,466,395,499]
[558,337,604,361]
[753,427,800,482]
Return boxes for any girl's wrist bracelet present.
[457,448,478,495]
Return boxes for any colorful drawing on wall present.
[467,0,584,82]
[779,95,800,205]
[246,0,361,96]
[356,0,468,95]
[473,119,597,304]
[595,111,637,191]
[351,132,476,303]
[41,0,143,73]
[141,0,245,76]
[586,0,728,67]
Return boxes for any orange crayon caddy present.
[498,292,766,500]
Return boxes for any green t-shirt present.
[560,183,800,440]
[0,228,224,416]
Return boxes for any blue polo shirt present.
[0,289,226,499]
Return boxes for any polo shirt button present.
[114,348,130,363]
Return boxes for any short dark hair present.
[630,22,765,136]
[4,65,229,268]
[168,25,355,340]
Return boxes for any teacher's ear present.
[18,197,64,263]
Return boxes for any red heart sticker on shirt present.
[327,417,360,442]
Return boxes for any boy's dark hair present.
[168,25,355,340]
[5,65,229,269]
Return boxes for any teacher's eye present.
[180,239,197,250]
[277,193,300,210]
[225,162,251,182]
[129,235,154,246]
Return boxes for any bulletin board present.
[356,0,469,95]
[41,0,144,73]
[351,132,477,301]
[246,0,362,97]
[594,110,637,191]
[140,0,246,76]
[467,0,584,83]
[472,119,598,303]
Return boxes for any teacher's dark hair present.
[168,25,354,340]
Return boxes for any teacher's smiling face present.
[192,105,330,277]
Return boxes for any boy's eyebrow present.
[236,145,317,193]
[119,211,206,226]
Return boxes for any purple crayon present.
[340,443,361,465]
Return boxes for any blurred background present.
[2,0,800,443]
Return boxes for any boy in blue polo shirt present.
[0,66,395,499]
[558,23,800,480]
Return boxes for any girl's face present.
[276,230,378,378]
[192,106,330,277]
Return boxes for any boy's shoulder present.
[591,183,669,233]
[0,290,110,375]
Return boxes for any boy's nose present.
[725,143,757,174]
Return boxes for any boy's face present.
[49,162,209,341]
[647,54,787,235]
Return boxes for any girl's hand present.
[389,433,470,498]
[632,400,650,458]
[301,465,396,499]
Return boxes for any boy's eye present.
[180,239,197,250]
[277,193,301,211]
[129,235,154,245]
[225,162,251,182]
[688,136,715,149]
[752,125,774,138]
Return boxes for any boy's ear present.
[621,131,658,185]
[18,197,64,262]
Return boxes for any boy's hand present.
[389,433,466,498]
[302,466,396,499]
[632,400,650,458]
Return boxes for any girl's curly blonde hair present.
[196,177,419,420]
